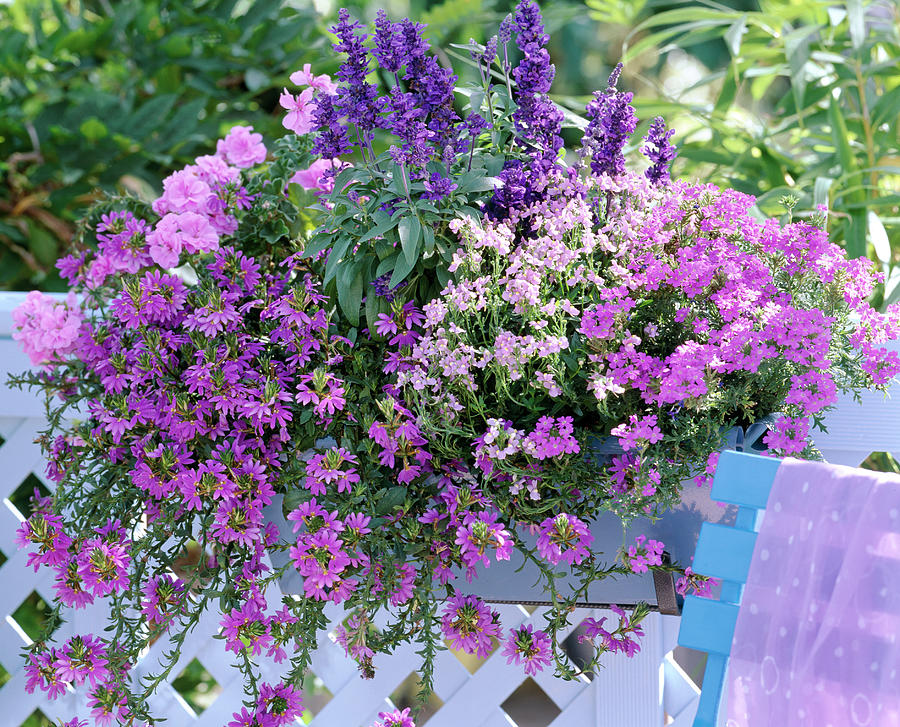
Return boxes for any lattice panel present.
[302,602,685,727]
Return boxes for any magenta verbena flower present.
[579,605,644,658]
[502,623,553,675]
[676,566,719,599]
[622,534,665,574]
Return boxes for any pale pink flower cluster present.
[215,125,267,168]
[146,211,220,269]
[12,291,83,367]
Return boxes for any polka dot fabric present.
[727,458,900,726]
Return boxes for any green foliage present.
[0,0,328,291]
[586,0,900,305]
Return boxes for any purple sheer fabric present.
[726,458,900,726]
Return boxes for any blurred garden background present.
[1,0,899,723]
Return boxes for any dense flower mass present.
[9,0,900,723]
[401,170,900,511]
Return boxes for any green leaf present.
[398,215,422,267]
[376,486,407,515]
[324,236,352,284]
[365,286,388,331]
[828,93,857,175]
[337,261,364,326]
[714,62,738,114]
[358,212,395,243]
[128,94,179,140]
[389,247,416,288]
[846,210,867,259]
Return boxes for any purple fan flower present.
[441,593,501,657]
[536,513,593,565]
[502,624,552,675]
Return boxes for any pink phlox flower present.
[216,125,267,168]
[290,63,337,93]
[290,158,344,193]
[280,87,316,134]
[147,211,219,269]
[12,291,83,367]
[152,168,211,216]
